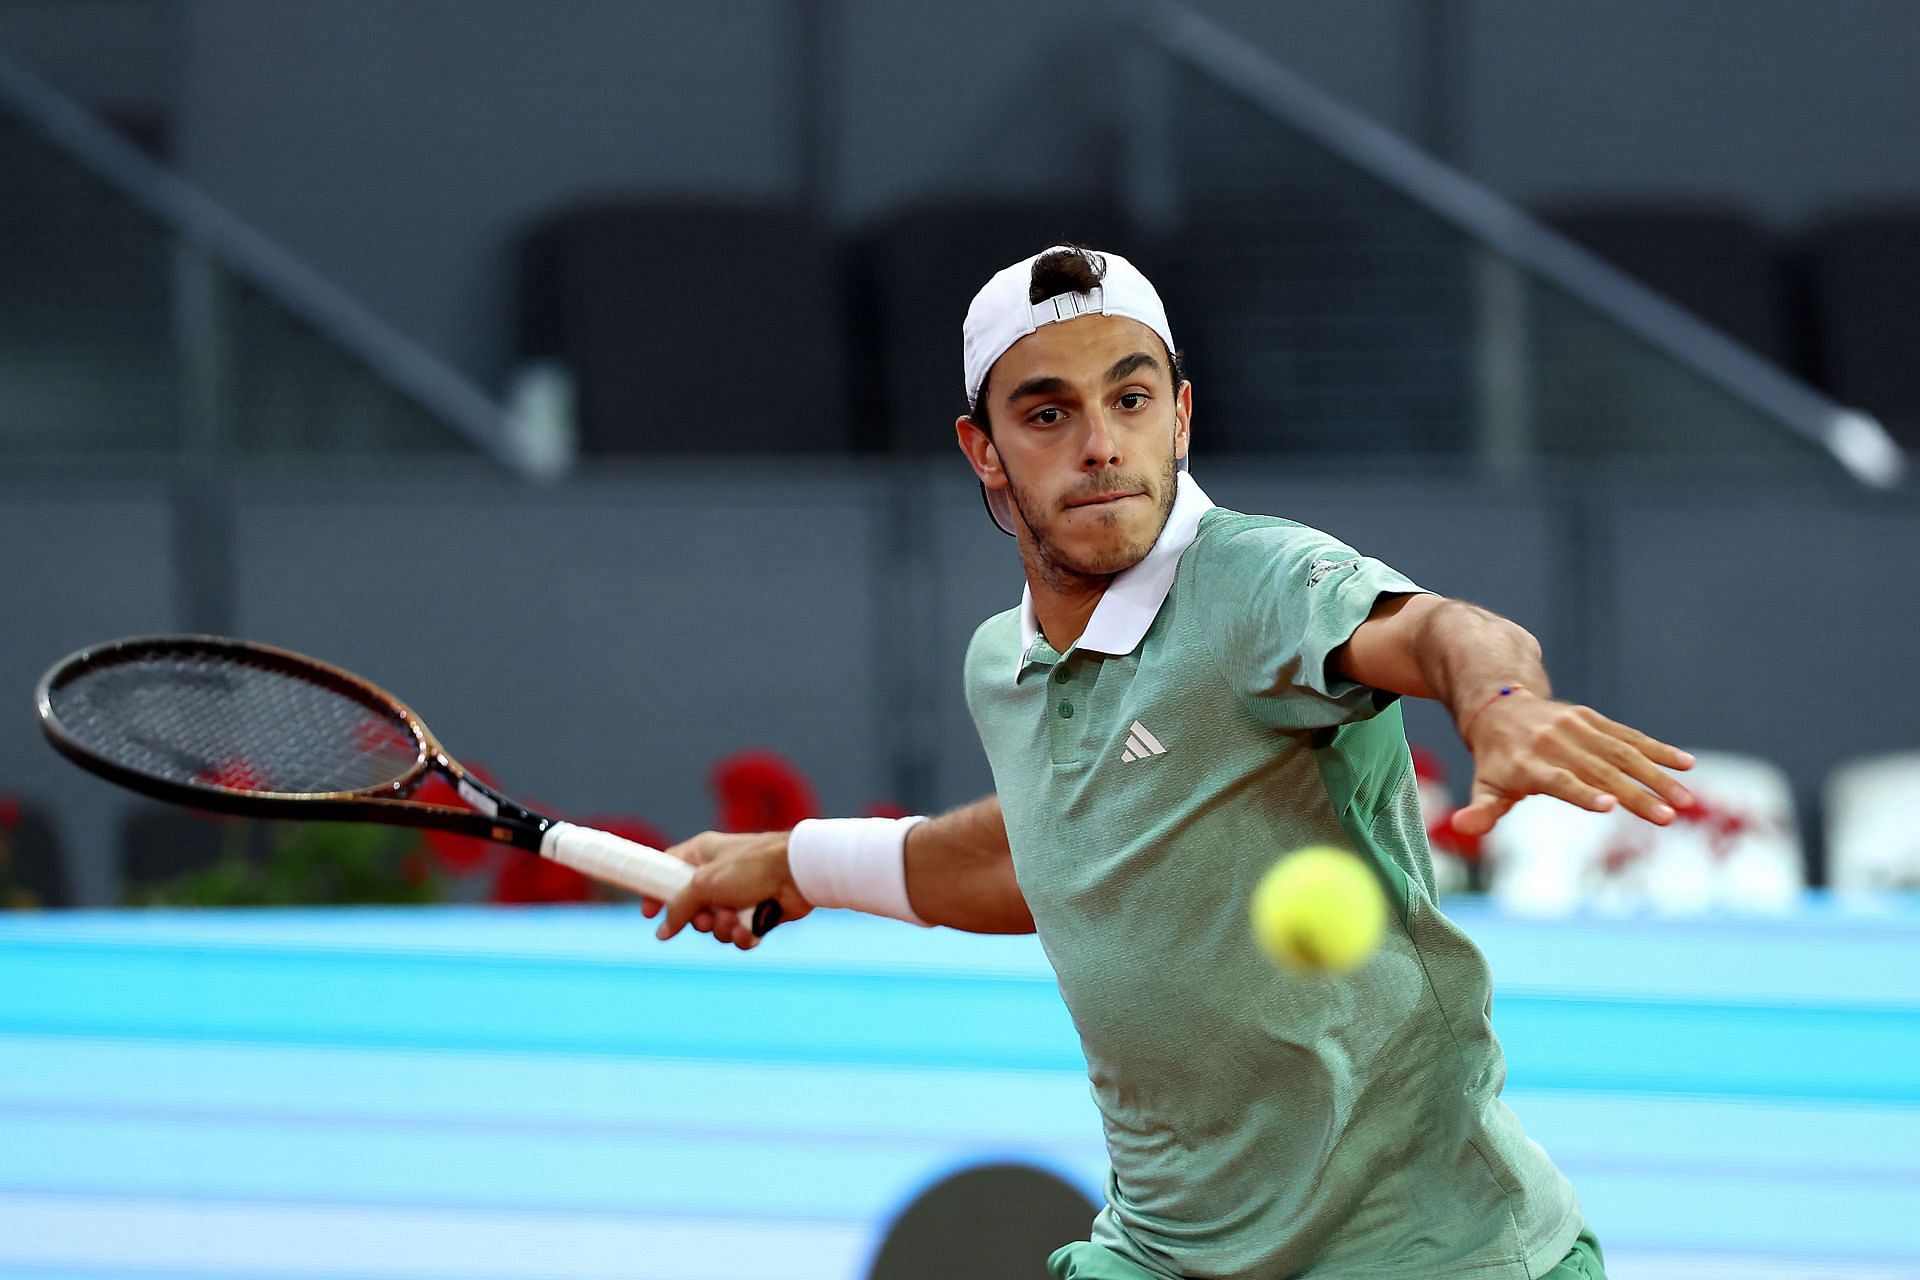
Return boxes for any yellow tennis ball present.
[1250,847,1387,972]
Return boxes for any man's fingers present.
[1450,802,1497,839]
[1452,786,1518,838]
[651,839,706,937]
[649,830,789,948]
[1531,764,1622,817]
[1553,745,1677,825]
[1573,725,1693,814]
[1579,708,1696,773]
[657,881,706,941]
[1477,760,1615,821]
[1466,701,1701,832]
[660,835,710,868]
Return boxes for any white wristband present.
[787,816,931,926]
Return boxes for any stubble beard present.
[1008,450,1180,593]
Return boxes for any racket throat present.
[441,761,550,850]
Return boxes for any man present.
[650,246,1691,1279]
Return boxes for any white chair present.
[1487,750,1804,915]
[1825,751,1920,892]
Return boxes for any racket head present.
[36,635,437,817]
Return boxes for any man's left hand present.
[1453,693,1695,837]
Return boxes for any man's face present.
[959,313,1191,580]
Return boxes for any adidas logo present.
[1308,556,1362,588]
[1120,720,1167,763]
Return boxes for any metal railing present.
[2,13,1906,488]
[1138,2,1907,489]
[0,47,541,475]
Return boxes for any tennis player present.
[650,245,1691,1280]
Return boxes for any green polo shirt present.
[963,476,1582,1279]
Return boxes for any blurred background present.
[0,2,1916,1277]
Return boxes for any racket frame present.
[36,636,781,937]
[36,635,565,850]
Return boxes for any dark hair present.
[1030,245,1106,302]
[966,245,1186,436]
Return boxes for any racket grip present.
[540,822,782,937]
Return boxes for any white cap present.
[963,246,1176,403]
[961,245,1185,536]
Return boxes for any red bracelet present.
[1459,683,1531,738]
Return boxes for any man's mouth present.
[1066,490,1144,509]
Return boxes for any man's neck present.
[1021,545,1114,653]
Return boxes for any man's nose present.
[1082,410,1121,469]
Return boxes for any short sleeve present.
[1191,515,1428,730]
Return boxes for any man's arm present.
[1334,593,1694,836]
[903,796,1033,933]
[645,795,1031,949]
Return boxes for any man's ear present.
[956,417,1008,491]
[1173,380,1193,462]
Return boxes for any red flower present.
[1671,795,1752,860]
[1410,746,1447,784]
[491,852,595,904]
[1427,813,1483,863]
[711,749,819,833]
[413,765,505,872]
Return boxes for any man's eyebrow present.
[1105,351,1161,384]
[1005,374,1071,405]
[1004,352,1165,406]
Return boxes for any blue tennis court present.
[1,900,1914,1279]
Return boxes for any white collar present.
[1013,471,1215,679]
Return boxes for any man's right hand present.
[639,830,816,950]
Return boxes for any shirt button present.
[1058,701,1074,719]
[1054,666,1073,683]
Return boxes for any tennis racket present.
[35,635,781,935]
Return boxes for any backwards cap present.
[961,245,1186,535]
[963,246,1175,403]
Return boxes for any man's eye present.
[1031,407,1064,426]
[1117,392,1149,410]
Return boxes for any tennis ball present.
[1250,846,1387,972]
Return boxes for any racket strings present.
[48,651,424,796]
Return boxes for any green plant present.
[130,822,443,907]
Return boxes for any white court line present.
[1609,1251,1920,1280]
[0,1192,871,1280]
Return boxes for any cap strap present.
[1029,285,1105,329]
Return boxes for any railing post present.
[1122,18,1180,239]
[1470,250,1532,476]
[168,242,235,638]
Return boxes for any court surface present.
[0,898,1915,1280]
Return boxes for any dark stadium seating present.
[1539,203,1791,364]
[518,202,852,454]
[0,112,179,453]
[1798,209,1920,447]
[0,800,70,909]
[118,807,265,899]
[850,202,1134,453]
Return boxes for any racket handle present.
[540,822,782,937]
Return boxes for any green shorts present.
[1047,1227,1607,1279]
